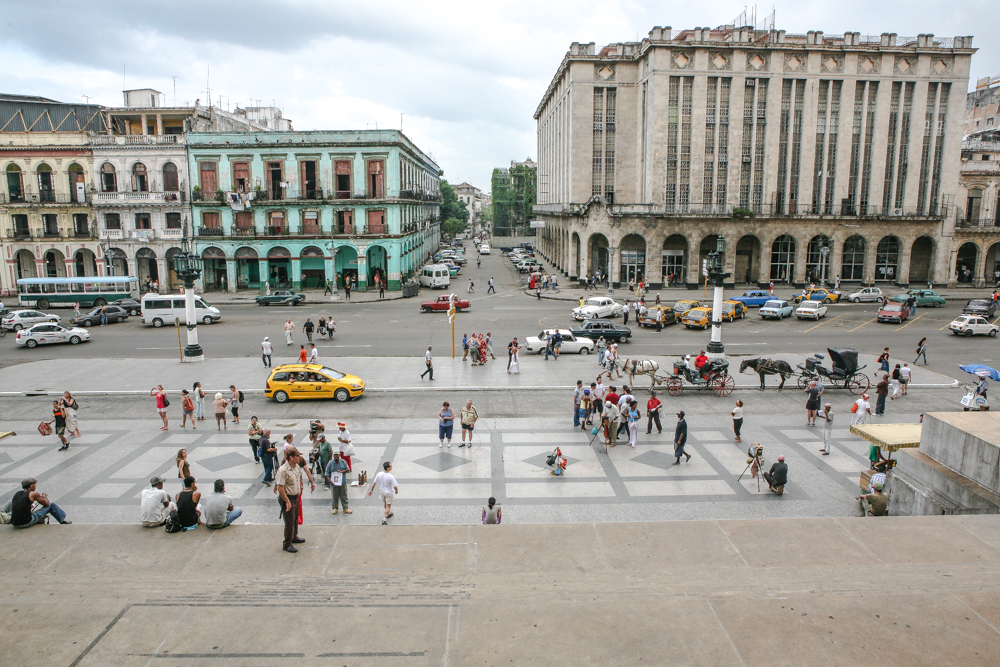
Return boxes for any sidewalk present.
[199,287,411,306]
[523,284,999,303]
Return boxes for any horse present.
[621,358,661,393]
[739,357,794,390]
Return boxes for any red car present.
[877,302,909,324]
[420,294,471,313]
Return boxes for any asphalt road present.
[0,249,996,382]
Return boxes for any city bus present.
[16,276,140,310]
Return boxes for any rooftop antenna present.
[81,95,93,106]
[123,63,126,91]
[170,76,179,105]
[400,112,404,132]
[204,65,212,108]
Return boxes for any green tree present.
[439,180,469,224]
[441,217,468,235]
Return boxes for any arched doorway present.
[136,248,158,288]
[955,242,978,284]
[875,236,901,283]
[235,247,260,289]
[107,248,128,278]
[302,245,327,289]
[619,234,646,285]
[164,247,183,290]
[735,235,761,284]
[266,246,291,288]
[68,163,85,203]
[14,249,36,279]
[908,237,933,284]
[806,235,834,285]
[986,242,1000,286]
[662,234,688,286]
[200,247,227,290]
[366,245,387,290]
[44,249,66,277]
[770,235,795,283]
[335,246,359,288]
[588,233,609,277]
[74,249,97,277]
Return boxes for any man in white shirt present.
[368,461,399,525]
[337,421,353,470]
[261,337,273,368]
[899,362,911,396]
[140,476,173,527]
[617,387,635,439]
[622,301,631,325]
[203,479,242,529]
[852,394,872,425]
[420,346,434,380]
[308,344,318,363]
[284,319,295,346]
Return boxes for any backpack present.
[851,402,859,413]
[164,509,182,534]
[238,390,245,403]
[183,396,194,412]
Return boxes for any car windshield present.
[320,367,346,379]
[968,300,990,307]
[801,302,819,308]
[763,301,782,308]
[884,304,903,311]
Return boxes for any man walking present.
[899,362,911,396]
[486,332,496,359]
[468,278,474,293]
[507,338,518,370]
[573,380,584,428]
[646,391,662,434]
[324,280,333,296]
[284,319,295,346]
[852,393,872,424]
[875,374,889,416]
[325,452,352,514]
[308,343,319,363]
[462,333,469,361]
[819,403,834,455]
[302,318,314,344]
[261,337,272,367]
[276,448,312,553]
[420,346,434,380]
[460,399,479,447]
[487,277,495,294]
[622,301,630,326]
[368,461,399,525]
[674,410,690,464]
[260,429,276,486]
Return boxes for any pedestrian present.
[914,337,928,365]
[176,448,191,480]
[326,451,351,514]
[438,401,455,448]
[468,278,474,293]
[261,336,272,367]
[284,319,295,346]
[804,381,821,426]
[181,389,196,429]
[276,448,311,552]
[907,294,917,317]
[626,400,640,448]
[324,280,333,296]
[248,416,263,463]
[326,315,335,339]
[150,385,169,430]
[769,280,774,295]
[194,381,206,421]
[900,362,911,395]
[462,333,469,361]
[616,386,634,440]
[731,399,743,443]
[308,343,318,363]
[51,400,70,451]
[573,380,584,427]
[876,347,890,378]
[100,304,108,326]
[460,399,479,447]
[508,340,521,374]
[10,478,71,528]
[819,403,833,455]
[674,410,690,464]
[316,434,333,486]
[229,385,242,424]
[482,497,502,524]
[622,301,630,326]
[486,332,496,359]
[260,429,276,485]
[72,301,80,317]
[302,318,314,344]
[553,330,562,358]
[580,389,593,429]
[596,337,607,367]
[345,279,351,301]
[852,393,872,425]
[59,391,80,436]
[890,364,902,399]
[368,461,399,526]
[875,374,889,416]
[298,345,307,363]
[336,421,354,471]
[834,275,841,290]
[646,390,663,434]
[213,392,228,430]
[421,345,434,380]
[603,399,620,447]
[378,278,385,299]
[204,479,243,529]
[487,277,495,294]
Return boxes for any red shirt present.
[299,349,308,363]
[605,392,619,407]
[646,397,662,412]
[695,354,708,369]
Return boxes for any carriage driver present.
[694,350,710,380]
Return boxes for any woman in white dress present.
[60,391,80,436]
[508,342,521,375]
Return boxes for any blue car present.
[759,299,794,320]
[731,290,772,307]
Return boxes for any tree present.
[441,217,468,235]
[439,180,469,224]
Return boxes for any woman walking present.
[181,389,196,429]
[193,382,206,421]
[626,400,640,448]
[248,416,263,464]
[731,399,743,443]
[803,381,822,426]
[438,401,455,448]
[213,392,229,430]
[890,364,902,399]
[876,347,890,378]
[151,385,169,430]
[60,391,81,437]
[176,449,190,480]
[914,337,928,365]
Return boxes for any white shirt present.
[140,487,171,525]
[618,393,633,408]
[594,382,605,399]
[732,406,743,420]
[337,428,352,452]
[374,470,398,495]
[855,399,870,412]
[623,303,630,314]
[899,366,911,380]
[425,350,432,362]
[262,341,272,355]
[309,348,318,362]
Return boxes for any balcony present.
[364,225,387,236]
[198,226,224,237]
[100,228,123,240]
[74,227,93,239]
[231,227,257,238]
[335,190,351,200]
[161,228,183,238]
[262,226,289,237]
[93,191,180,205]
[11,228,32,240]
[43,228,61,238]
[89,134,183,146]
[295,225,323,236]
[334,225,355,236]
[0,192,89,205]
[961,160,1000,174]
[533,201,946,220]
[956,217,999,231]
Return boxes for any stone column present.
[63,258,75,277]
[291,258,302,291]
[140,114,147,135]
[895,239,912,287]
[156,114,163,136]
[226,259,237,293]
[829,238,844,286]
[156,258,168,289]
[792,238,807,286]
[356,254,368,291]
[608,243,620,289]
[258,259,269,291]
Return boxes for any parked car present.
[962,299,997,318]
[722,300,748,320]
[670,300,702,320]
[479,245,491,254]
[681,307,712,329]
[637,304,677,327]
[845,287,884,303]
[16,323,90,348]
[1,309,61,331]
[255,290,307,306]
[569,319,632,343]
[572,296,622,321]
[524,329,595,355]
[440,261,461,276]
[759,300,794,319]
[877,302,909,324]
[420,294,471,313]
[890,289,946,307]
[791,288,841,304]
[730,290,772,307]
[949,315,999,337]
[517,261,542,274]
[69,305,129,327]
[112,297,142,315]
[795,301,828,320]
[265,363,365,403]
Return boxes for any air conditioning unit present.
[893,208,903,216]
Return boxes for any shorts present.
[183,408,193,416]
[157,408,167,414]
[900,377,909,385]
[56,425,66,436]
[380,491,394,505]
[462,422,474,431]
[439,423,454,439]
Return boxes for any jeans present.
[421,362,434,379]
[574,405,583,427]
[250,439,260,463]
[914,349,927,364]
[544,345,552,360]
[101,313,108,326]
[875,394,886,415]
[331,484,349,510]
[282,494,299,548]
[262,455,274,483]
[195,397,205,419]
[208,507,243,528]
[262,353,271,367]
[823,427,832,454]
[14,502,68,527]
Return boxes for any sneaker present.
[58,445,69,451]
[447,443,451,448]
[439,443,443,448]
[459,443,466,447]
[291,537,306,544]
[387,512,394,519]
[331,509,338,514]
[685,454,691,462]
[381,519,387,525]
[283,545,298,553]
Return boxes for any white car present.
[572,296,623,321]
[845,287,884,303]
[795,301,828,320]
[523,329,595,355]
[479,245,491,254]
[949,315,999,337]
[1,309,61,331]
[15,323,90,348]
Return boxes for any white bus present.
[16,276,139,310]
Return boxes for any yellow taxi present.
[265,364,365,403]
[681,306,712,329]
[671,300,702,320]
[722,300,748,321]
[637,304,677,327]
[791,288,842,304]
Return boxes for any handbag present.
[343,442,356,457]
[162,395,170,408]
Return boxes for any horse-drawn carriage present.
[664,358,735,397]
[795,348,870,394]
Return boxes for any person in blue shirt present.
[324,452,352,514]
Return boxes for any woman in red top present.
[150,385,168,430]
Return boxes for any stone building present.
[492,158,537,238]
[532,27,975,288]
[186,130,441,292]
[965,73,1000,135]
[955,129,1000,284]
[452,182,488,224]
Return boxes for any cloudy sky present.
[1,1,996,191]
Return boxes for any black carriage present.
[796,347,870,395]
[664,358,735,397]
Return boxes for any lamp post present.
[171,237,205,362]
[706,235,731,359]
[819,244,830,287]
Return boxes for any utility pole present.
[170,76,178,106]
[706,235,731,360]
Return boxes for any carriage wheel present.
[847,373,870,395]
[666,377,683,397]
[796,375,810,390]
[712,373,735,397]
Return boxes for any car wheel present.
[12,324,22,331]
[274,390,289,403]
[131,309,139,316]
[94,298,107,307]
[203,315,213,325]
[990,329,998,337]
[256,300,265,306]
[423,306,433,313]
[69,336,81,345]
[618,335,627,343]
[25,339,37,348]
[152,318,163,328]
[334,388,350,402]
[852,297,860,303]
[965,329,974,337]
[579,347,590,355]
[116,316,124,323]
[82,320,92,327]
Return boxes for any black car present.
[569,318,632,343]
[963,299,997,318]
[69,305,130,327]
[112,298,141,316]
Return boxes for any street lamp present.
[706,235,731,359]
[819,244,831,287]
[172,236,205,362]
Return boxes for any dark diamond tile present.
[630,450,681,472]
[198,452,252,472]
[413,452,471,472]
[0,452,13,465]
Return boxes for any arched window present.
[101,163,117,193]
[770,235,796,282]
[875,236,901,282]
[5,164,24,201]
[162,162,178,192]
[841,236,866,281]
[36,163,54,202]
[806,236,833,284]
[132,163,148,192]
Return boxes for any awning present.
[849,423,922,452]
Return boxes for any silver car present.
[15,323,90,348]
[1,309,61,331]
[845,287,884,303]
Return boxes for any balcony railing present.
[296,225,323,236]
[364,225,387,235]
[957,217,999,229]
[74,227,93,238]
[231,227,257,238]
[100,228,123,239]
[161,228,183,238]
[11,228,31,240]
[334,225,355,235]
[335,190,351,200]
[93,191,180,204]
[962,160,1000,173]
[534,201,947,220]
[43,228,60,238]
[263,226,288,236]
[198,226,224,237]
[89,133,183,145]
[0,192,89,205]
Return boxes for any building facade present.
[186,130,441,292]
[533,27,975,288]
[492,158,537,237]
[955,129,1000,284]
[452,182,488,224]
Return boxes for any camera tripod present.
[738,447,766,492]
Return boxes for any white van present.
[419,264,451,289]
[141,293,222,327]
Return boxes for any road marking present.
[848,318,876,332]
[317,345,372,348]
[136,347,175,350]
[894,312,926,331]
[803,314,844,333]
